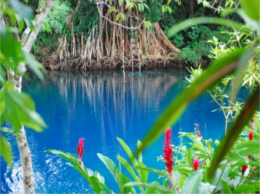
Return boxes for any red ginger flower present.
[193,157,200,171]
[242,165,248,175]
[163,127,173,176]
[249,130,253,141]
[77,138,84,164]
[248,155,251,160]
[196,124,202,137]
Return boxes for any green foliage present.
[0,0,47,167]
[33,0,72,58]
[49,120,260,193]
[73,0,99,36]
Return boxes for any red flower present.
[163,127,173,176]
[77,138,84,164]
[248,155,251,160]
[249,131,253,141]
[242,165,248,175]
[193,157,200,171]
[196,124,202,137]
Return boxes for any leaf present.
[109,6,115,13]
[230,47,252,102]
[43,21,51,33]
[116,137,138,166]
[116,13,121,21]
[208,86,259,178]
[187,147,193,164]
[167,17,246,38]
[233,184,255,194]
[46,149,78,165]
[133,48,244,160]
[133,166,168,177]
[9,0,33,20]
[212,164,230,191]
[0,135,13,168]
[235,141,260,156]
[47,150,112,193]
[97,153,133,193]
[124,182,171,194]
[3,84,47,132]
[119,0,123,6]
[117,155,139,182]
[198,182,216,194]
[239,0,260,21]
[220,180,232,194]
[181,170,203,194]
[23,52,44,80]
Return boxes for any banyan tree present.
[44,0,180,71]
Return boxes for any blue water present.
[1,70,243,193]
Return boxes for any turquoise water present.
[1,70,235,193]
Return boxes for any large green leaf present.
[116,137,138,166]
[133,166,168,177]
[124,182,171,194]
[133,48,244,159]
[47,149,112,194]
[97,153,134,193]
[0,135,13,167]
[230,48,252,102]
[233,184,255,194]
[117,155,139,182]
[220,180,232,194]
[235,140,260,156]
[239,0,260,21]
[9,0,33,20]
[181,170,203,194]
[167,17,245,38]
[208,86,259,178]
[2,83,47,133]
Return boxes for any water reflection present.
[1,70,227,193]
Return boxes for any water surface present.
[1,70,233,193]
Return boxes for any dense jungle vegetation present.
[28,0,240,70]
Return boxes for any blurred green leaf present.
[167,17,246,38]
[124,182,171,194]
[3,86,47,132]
[97,153,134,193]
[0,135,13,168]
[116,137,138,166]
[9,0,33,20]
[47,149,112,193]
[208,86,259,178]
[133,48,244,160]
[230,48,252,102]
[23,52,44,80]
[182,170,203,194]
[239,0,260,21]
[235,141,260,156]
[220,180,232,194]
[233,184,255,194]
[117,155,139,182]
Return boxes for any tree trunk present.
[189,0,195,18]
[8,0,54,193]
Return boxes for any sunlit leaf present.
[182,170,203,194]
[0,135,13,168]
